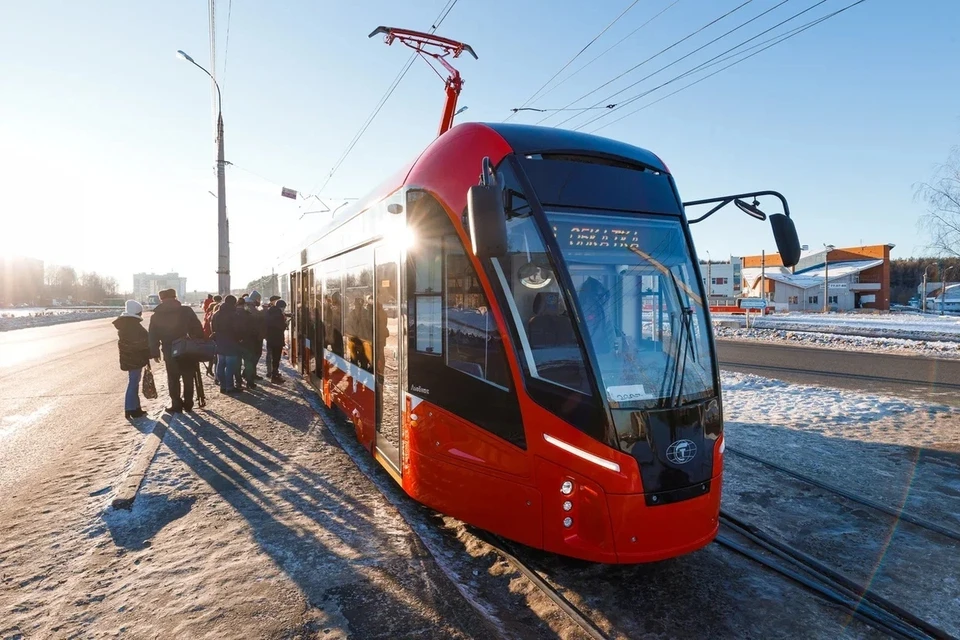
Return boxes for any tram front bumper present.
[607,474,721,563]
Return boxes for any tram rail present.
[717,512,954,640]
[726,446,960,542]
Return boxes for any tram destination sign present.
[554,224,643,250]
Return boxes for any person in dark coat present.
[113,300,151,419]
[265,300,288,382]
[148,288,204,413]
[236,299,260,389]
[211,295,242,393]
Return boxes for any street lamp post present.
[177,50,230,295]
[921,263,936,314]
[705,250,712,301]
[823,244,835,313]
[942,266,956,316]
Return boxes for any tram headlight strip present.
[543,433,621,473]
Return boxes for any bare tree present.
[917,146,960,258]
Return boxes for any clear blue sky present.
[1,0,958,292]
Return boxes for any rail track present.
[717,511,953,639]
[726,445,960,543]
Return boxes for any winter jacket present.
[236,307,259,351]
[265,306,287,347]
[211,301,242,356]
[148,299,204,360]
[113,316,151,371]
[248,306,267,341]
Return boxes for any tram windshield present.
[494,210,714,408]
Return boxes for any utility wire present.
[573,0,829,131]
[533,0,682,105]
[222,0,233,91]
[504,0,641,122]
[589,0,870,133]
[308,0,459,197]
[535,0,755,125]
[554,0,794,128]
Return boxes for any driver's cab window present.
[491,163,591,395]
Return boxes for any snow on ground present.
[714,325,960,359]
[713,311,960,342]
[0,309,117,331]
[720,369,960,635]
[0,363,498,640]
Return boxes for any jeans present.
[241,349,257,385]
[125,368,142,411]
[165,357,196,410]
[217,355,239,391]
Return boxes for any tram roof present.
[481,123,669,174]
[276,123,668,269]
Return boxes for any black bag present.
[142,362,158,399]
[171,337,216,362]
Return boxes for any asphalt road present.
[0,316,134,491]
[717,339,960,406]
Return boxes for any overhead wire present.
[534,0,756,126]
[222,0,233,91]
[552,0,794,129]
[503,0,642,122]
[588,0,871,133]
[308,0,460,197]
[573,0,833,131]
[533,0,683,105]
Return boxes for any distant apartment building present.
[133,272,187,302]
[1,256,44,305]
[699,256,742,299]
[741,244,894,311]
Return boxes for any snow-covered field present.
[713,311,960,342]
[714,325,960,359]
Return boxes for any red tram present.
[279,121,800,563]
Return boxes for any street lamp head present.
[454,106,468,116]
[824,244,835,252]
[176,50,195,63]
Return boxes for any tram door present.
[301,268,312,374]
[374,245,402,473]
[289,271,300,368]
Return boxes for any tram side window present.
[445,239,511,389]
[413,234,443,355]
[342,251,374,373]
[324,267,344,358]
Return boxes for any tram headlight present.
[562,500,573,512]
[560,480,574,495]
[562,517,573,528]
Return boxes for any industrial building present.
[740,244,894,311]
[133,272,187,303]
[699,257,743,300]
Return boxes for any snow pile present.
[714,325,960,359]
[712,312,960,342]
[0,310,117,332]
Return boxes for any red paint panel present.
[535,457,617,563]
[407,446,543,550]
[407,399,532,480]
[607,480,721,563]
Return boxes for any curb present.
[111,416,170,511]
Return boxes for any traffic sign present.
[739,298,767,309]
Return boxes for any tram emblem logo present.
[666,439,697,465]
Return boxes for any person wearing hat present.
[265,299,288,382]
[148,288,204,413]
[113,300,151,419]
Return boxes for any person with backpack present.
[113,300,151,419]
[148,288,204,413]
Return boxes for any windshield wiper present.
[628,245,696,408]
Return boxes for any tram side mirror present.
[770,213,801,267]
[467,183,508,259]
